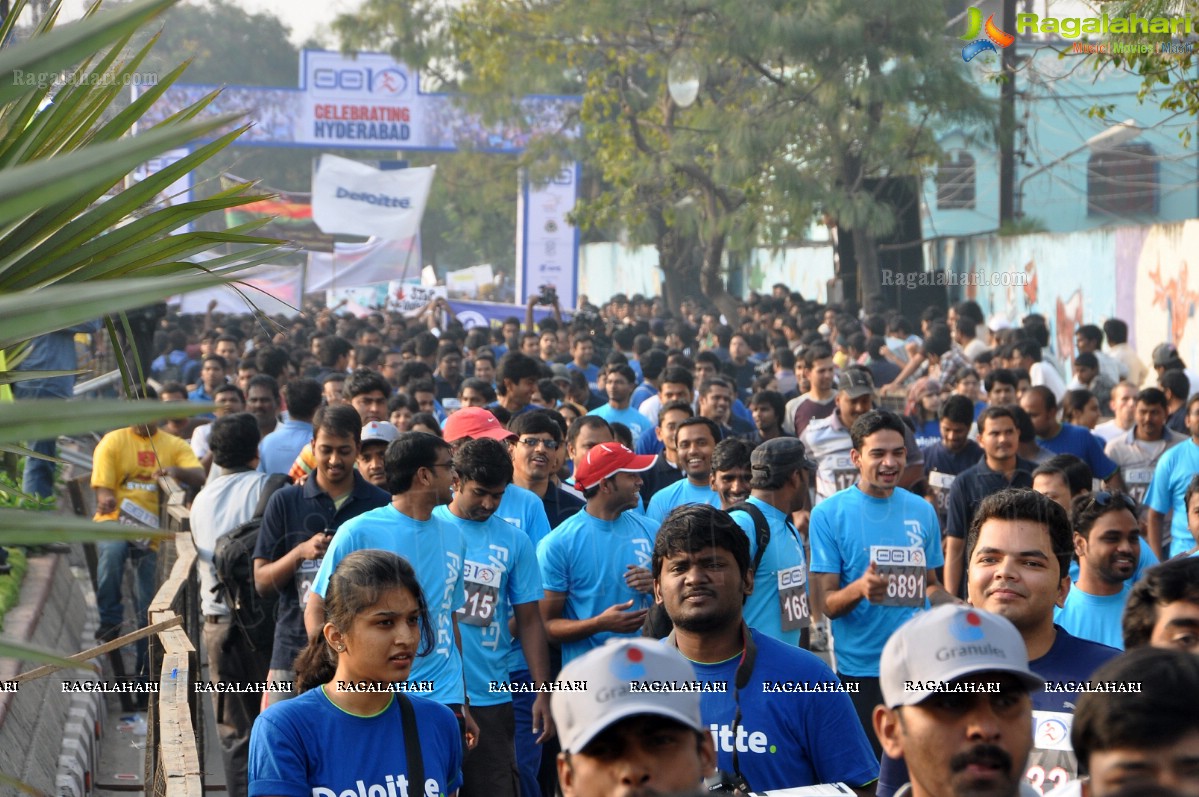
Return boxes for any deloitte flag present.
[312,154,435,239]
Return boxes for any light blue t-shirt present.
[646,478,721,523]
[684,629,879,791]
[248,687,463,797]
[810,486,944,677]
[730,497,808,647]
[495,483,553,549]
[257,419,313,476]
[312,505,467,705]
[587,403,651,441]
[433,506,542,706]
[1145,438,1199,557]
[536,507,657,664]
[1054,582,1131,650]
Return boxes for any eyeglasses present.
[425,462,454,471]
[1090,491,1138,512]
[518,437,560,451]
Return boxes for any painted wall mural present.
[929,219,1199,381]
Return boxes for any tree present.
[334,0,988,312]
[0,0,279,690]
[1086,0,1199,139]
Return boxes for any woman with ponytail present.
[249,550,463,797]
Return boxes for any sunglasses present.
[1089,490,1138,513]
[518,437,561,450]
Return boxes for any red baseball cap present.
[574,443,656,491]
[442,407,516,443]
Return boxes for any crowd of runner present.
[13,285,1199,797]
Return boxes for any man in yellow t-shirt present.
[91,385,204,675]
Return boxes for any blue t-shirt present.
[1145,438,1199,557]
[730,497,809,647]
[258,419,314,475]
[913,419,941,449]
[493,482,553,549]
[536,508,657,664]
[249,686,463,797]
[1039,423,1119,480]
[684,629,878,791]
[630,381,656,410]
[1054,582,1131,650]
[588,403,651,441]
[635,424,664,456]
[646,478,721,523]
[566,361,600,389]
[810,486,944,677]
[312,506,467,705]
[433,506,542,706]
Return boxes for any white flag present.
[311,155,435,239]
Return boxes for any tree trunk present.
[654,208,703,315]
[699,227,739,322]
[853,226,882,308]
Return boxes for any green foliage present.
[0,0,281,672]
[0,548,29,633]
[1087,0,1199,138]
[333,0,991,307]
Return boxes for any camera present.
[538,285,558,306]
[706,770,752,796]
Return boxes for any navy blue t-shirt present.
[876,626,1119,797]
[921,442,983,531]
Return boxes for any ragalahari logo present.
[960,7,1015,62]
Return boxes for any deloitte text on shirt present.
[312,505,467,705]
[536,508,657,664]
[810,486,943,676]
[433,505,543,706]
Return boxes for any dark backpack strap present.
[728,502,771,575]
[253,473,291,520]
[397,694,424,793]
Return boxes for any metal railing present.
[144,476,204,797]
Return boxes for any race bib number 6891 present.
[871,545,926,607]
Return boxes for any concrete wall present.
[578,241,835,305]
[0,556,104,796]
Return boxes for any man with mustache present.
[1055,491,1141,650]
[873,605,1043,797]
[654,503,877,794]
[550,639,717,797]
[876,489,1120,797]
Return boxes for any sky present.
[58,0,362,47]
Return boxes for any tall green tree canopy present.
[338,0,991,309]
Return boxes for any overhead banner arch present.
[136,50,583,305]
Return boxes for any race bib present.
[1124,468,1153,504]
[871,545,926,607]
[1025,710,1076,795]
[117,497,158,550]
[458,560,501,628]
[926,471,955,518]
[818,455,858,499]
[777,565,811,631]
[297,558,322,608]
